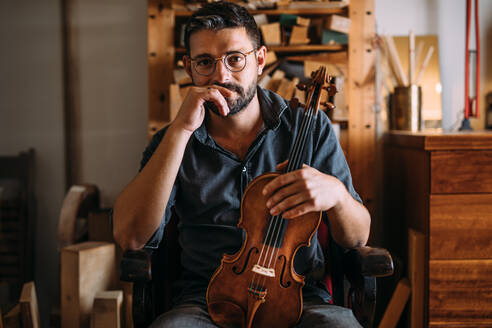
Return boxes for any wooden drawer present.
[431,150,492,194]
[430,194,492,259]
[429,259,492,325]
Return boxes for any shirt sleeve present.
[139,126,178,249]
[310,111,362,204]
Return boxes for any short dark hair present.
[184,1,261,55]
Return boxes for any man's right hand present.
[172,85,234,134]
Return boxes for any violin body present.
[207,173,321,328]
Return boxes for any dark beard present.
[204,80,257,117]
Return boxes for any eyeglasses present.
[190,49,256,76]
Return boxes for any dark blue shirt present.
[140,87,361,304]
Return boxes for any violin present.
[207,67,337,328]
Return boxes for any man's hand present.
[262,160,346,219]
[172,85,234,134]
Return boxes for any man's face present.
[185,27,265,116]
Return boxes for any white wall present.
[376,0,492,130]
[69,0,148,207]
[0,0,65,324]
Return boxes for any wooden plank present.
[148,3,175,137]
[91,290,123,328]
[379,278,411,328]
[19,281,40,328]
[408,229,426,328]
[347,0,376,216]
[431,151,492,194]
[289,26,309,45]
[260,23,281,46]
[429,259,492,325]
[325,15,351,34]
[384,131,492,151]
[61,242,117,328]
[430,194,492,259]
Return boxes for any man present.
[113,2,370,327]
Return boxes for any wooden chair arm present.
[119,249,153,282]
[343,246,394,280]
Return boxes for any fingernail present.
[266,200,271,207]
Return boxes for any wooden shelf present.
[174,7,347,17]
[175,44,346,54]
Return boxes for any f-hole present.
[278,255,291,288]
[233,247,258,275]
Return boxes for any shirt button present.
[242,167,247,173]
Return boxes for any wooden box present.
[61,242,117,328]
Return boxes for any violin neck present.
[285,89,320,173]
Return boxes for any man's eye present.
[227,54,244,66]
[197,58,213,67]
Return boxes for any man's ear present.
[256,45,267,75]
[184,55,193,77]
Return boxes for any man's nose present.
[212,58,232,83]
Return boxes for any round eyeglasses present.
[190,49,256,76]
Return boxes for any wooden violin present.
[207,67,337,328]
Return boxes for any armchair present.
[120,215,393,328]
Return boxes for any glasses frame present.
[190,49,256,76]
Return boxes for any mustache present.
[213,82,244,95]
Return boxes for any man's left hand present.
[262,160,346,219]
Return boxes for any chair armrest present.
[343,246,394,280]
[120,249,153,282]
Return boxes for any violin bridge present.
[252,264,275,277]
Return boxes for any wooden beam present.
[347,0,376,219]
[148,2,175,137]
[379,278,411,328]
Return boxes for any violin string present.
[250,105,312,294]
[250,68,325,295]
[250,97,314,294]
[257,103,317,291]
[260,74,322,289]
[265,107,316,279]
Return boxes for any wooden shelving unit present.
[147,0,377,217]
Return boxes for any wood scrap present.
[379,278,411,328]
[19,281,40,328]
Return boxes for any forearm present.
[326,185,371,248]
[113,124,192,250]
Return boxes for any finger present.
[282,203,315,219]
[266,181,304,209]
[269,193,311,216]
[203,88,229,116]
[262,170,306,196]
[275,160,289,172]
[207,85,235,98]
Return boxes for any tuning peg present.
[320,102,336,111]
[296,83,307,91]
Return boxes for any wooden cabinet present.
[147,0,377,214]
[383,131,492,327]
